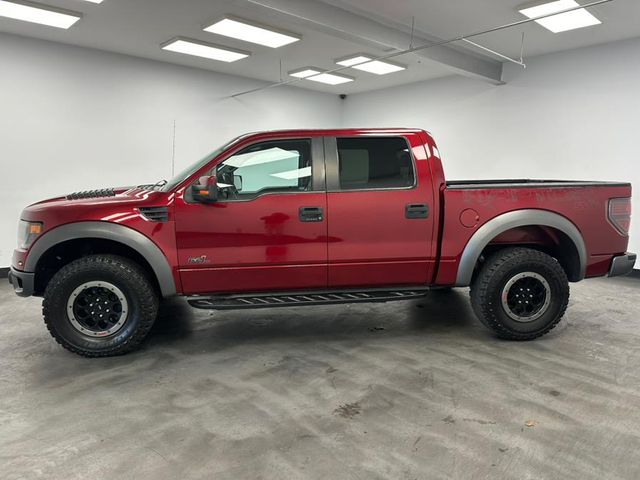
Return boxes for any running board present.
[187,288,429,310]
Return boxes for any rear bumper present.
[8,267,35,297]
[608,252,637,277]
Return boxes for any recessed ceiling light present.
[0,0,81,29]
[336,54,406,75]
[288,67,323,78]
[336,55,372,67]
[81,0,103,3]
[352,60,405,75]
[204,16,300,48]
[519,0,601,33]
[306,73,354,85]
[161,38,250,63]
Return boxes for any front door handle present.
[299,206,324,222]
[405,203,429,219]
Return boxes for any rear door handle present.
[405,203,429,219]
[299,206,324,222]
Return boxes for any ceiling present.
[0,0,637,95]
[328,0,640,58]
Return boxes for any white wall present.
[342,36,640,256]
[2,33,639,267]
[0,34,342,267]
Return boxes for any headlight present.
[17,220,43,249]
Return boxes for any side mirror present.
[191,175,218,203]
[233,174,243,191]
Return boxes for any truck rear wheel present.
[43,255,159,357]
[470,247,569,340]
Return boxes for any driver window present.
[215,138,312,200]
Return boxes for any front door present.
[325,134,436,287]
[174,137,327,294]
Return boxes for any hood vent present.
[139,207,169,222]
[66,189,116,200]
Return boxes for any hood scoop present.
[66,189,116,200]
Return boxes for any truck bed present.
[437,179,633,285]
[446,179,631,190]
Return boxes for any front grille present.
[138,207,169,222]
[66,189,116,200]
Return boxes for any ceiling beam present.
[246,0,504,84]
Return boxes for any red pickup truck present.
[9,128,635,357]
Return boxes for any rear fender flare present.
[25,221,176,297]
[455,210,587,286]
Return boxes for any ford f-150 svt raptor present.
[9,128,636,357]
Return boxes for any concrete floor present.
[1,277,640,480]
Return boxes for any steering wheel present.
[217,170,239,200]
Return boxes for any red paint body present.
[13,129,632,295]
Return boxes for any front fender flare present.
[25,221,177,297]
[455,210,587,287]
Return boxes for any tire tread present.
[470,247,569,341]
[43,255,158,357]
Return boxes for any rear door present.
[325,134,436,287]
[174,137,328,294]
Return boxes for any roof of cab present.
[246,127,426,135]
[237,128,433,143]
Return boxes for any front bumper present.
[8,267,35,297]
[608,252,637,277]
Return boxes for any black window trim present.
[323,135,417,193]
[184,136,325,204]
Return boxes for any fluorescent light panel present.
[288,67,322,78]
[0,0,81,29]
[204,17,300,48]
[336,54,406,75]
[336,55,372,67]
[519,0,601,33]
[162,38,250,63]
[306,73,354,85]
[352,60,405,75]
[82,0,103,3]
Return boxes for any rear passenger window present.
[337,137,415,190]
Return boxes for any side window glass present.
[337,137,415,190]
[216,139,312,200]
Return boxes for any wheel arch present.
[455,210,587,287]
[26,222,176,297]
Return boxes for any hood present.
[22,186,169,220]
[29,186,160,207]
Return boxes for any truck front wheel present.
[43,255,159,357]
[470,247,569,340]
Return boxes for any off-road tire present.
[470,247,569,340]
[43,255,159,357]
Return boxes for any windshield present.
[160,135,243,192]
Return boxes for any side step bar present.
[187,287,429,311]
